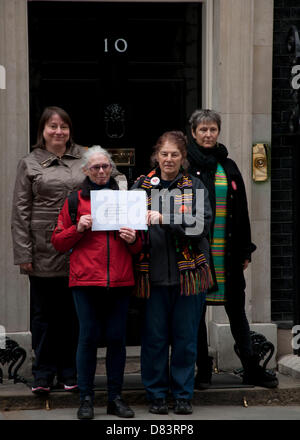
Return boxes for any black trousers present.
[196,292,253,372]
[72,286,131,401]
[29,276,78,383]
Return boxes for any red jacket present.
[51,181,142,288]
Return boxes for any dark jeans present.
[141,285,206,401]
[29,276,78,383]
[196,292,253,371]
[72,286,131,401]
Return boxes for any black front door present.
[28,1,202,184]
[28,1,202,345]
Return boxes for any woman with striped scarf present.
[132,131,212,415]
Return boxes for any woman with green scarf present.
[187,109,278,389]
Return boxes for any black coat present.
[131,171,212,287]
[188,153,256,300]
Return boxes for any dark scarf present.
[134,169,213,298]
[187,139,228,224]
[81,176,118,198]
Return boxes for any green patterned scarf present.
[134,170,213,298]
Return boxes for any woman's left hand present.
[147,210,163,225]
[119,227,136,244]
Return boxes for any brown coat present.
[11,144,87,277]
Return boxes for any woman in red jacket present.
[52,146,141,420]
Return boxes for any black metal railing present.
[0,337,27,384]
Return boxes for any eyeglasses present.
[88,164,111,172]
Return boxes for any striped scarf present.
[206,163,227,304]
[134,170,213,298]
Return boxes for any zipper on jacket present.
[106,231,110,288]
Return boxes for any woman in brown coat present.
[11,106,86,394]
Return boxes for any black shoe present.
[243,366,279,389]
[194,374,211,390]
[31,378,51,395]
[77,396,94,420]
[173,399,193,415]
[149,398,169,415]
[107,396,135,418]
[194,356,213,390]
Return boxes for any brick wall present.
[272,0,300,324]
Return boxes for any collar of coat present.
[34,144,86,168]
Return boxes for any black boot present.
[242,357,278,389]
[194,355,213,390]
[77,395,94,420]
[107,395,135,418]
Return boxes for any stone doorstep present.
[1,373,300,411]
[278,354,300,379]
[4,348,300,411]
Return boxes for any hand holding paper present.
[77,214,92,233]
[119,227,136,244]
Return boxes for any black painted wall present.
[272,0,300,325]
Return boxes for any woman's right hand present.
[134,175,145,183]
[20,263,33,273]
[77,214,92,233]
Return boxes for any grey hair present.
[81,145,116,172]
[189,109,221,133]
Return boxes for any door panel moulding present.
[202,0,213,108]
